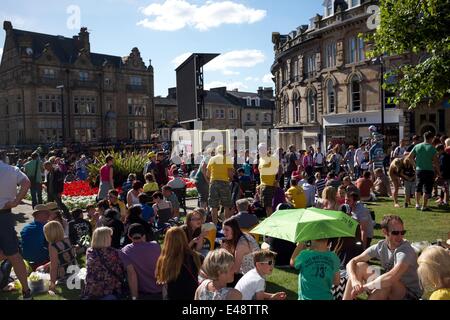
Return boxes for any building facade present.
[0,21,154,146]
[271,0,449,151]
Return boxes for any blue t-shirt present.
[242,163,253,177]
[140,203,155,222]
[20,221,49,264]
[294,250,340,300]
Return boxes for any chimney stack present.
[78,27,90,53]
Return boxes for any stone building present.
[271,0,449,151]
[0,21,154,146]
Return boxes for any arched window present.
[350,76,361,111]
[293,92,300,123]
[326,80,335,113]
[307,90,316,122]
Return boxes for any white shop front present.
[322,109,404,148]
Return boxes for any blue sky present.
[0,0,324,96]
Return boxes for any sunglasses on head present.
[390,230,407,236]
[259,260,274,266]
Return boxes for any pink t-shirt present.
[100,165,111,182]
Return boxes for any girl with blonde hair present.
[43,221,76,294]
[417,246,450,300]
[320,186,340,210]
[155,227,202,300]
[195,249,242,300]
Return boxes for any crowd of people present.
[0,129,449,300]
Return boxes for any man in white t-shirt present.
[235,250,286,300]
[0,150,32,299]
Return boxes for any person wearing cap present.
[120,223,162,300]
[20,204,50,270]
[258,143,280,217]
[206,145,235,225]
[0,149,33,299]
[143,152,156,177]
[44,161,71,221]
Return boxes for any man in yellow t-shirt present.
[258,143,280,217]
[285,179,307,209]
[206,145,234,225]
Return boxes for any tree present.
[367,0,450,109]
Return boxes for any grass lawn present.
[266,196,449,300]
[1,196,448,300]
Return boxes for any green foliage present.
[87,150,148,187]
[368,0,450,109]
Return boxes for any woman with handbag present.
[155,227,202,300]
[82,227,126,300]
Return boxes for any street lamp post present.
[56,85,65,144]
[371,56,385,135]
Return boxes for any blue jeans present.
[30,182,43,208]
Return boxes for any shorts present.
[208,180,232,209]
[404,180,416,196]
[416,170,434,196]
[0,212,20,256]
[260,185,276,208]
[197,183,209,203]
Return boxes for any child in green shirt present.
[290,239,341,300]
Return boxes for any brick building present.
[0,21,154,146]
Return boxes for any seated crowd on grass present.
[0,132,449,300]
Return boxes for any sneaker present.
[415,205,421,210]
[22,289,33,300]
[394,203,400,208]
[404,203,408,208]
[421,207,432,212]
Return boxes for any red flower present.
[63,181,122,197]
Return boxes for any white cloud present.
[245,76,259,82]
[172,52,193,68]
[262,73,274,84]
[172,50,265,75]
[205,80,248,91]
[0,13,33,29]
[223,70,240,76]
[137,0,266,31]
[205,49,265,75]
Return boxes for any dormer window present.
[347,0,360,8]
[323,0,334,17]
[255,97,260,107]
[246,97,252,106]
[308,17,316,30]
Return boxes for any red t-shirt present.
[356,178,373,198]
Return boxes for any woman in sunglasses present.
[343,215,422,300]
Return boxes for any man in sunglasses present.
[343,215,422,300]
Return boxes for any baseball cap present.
[128,223,146,239]
[148,152,156,158]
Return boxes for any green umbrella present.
[250,207,358,243]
